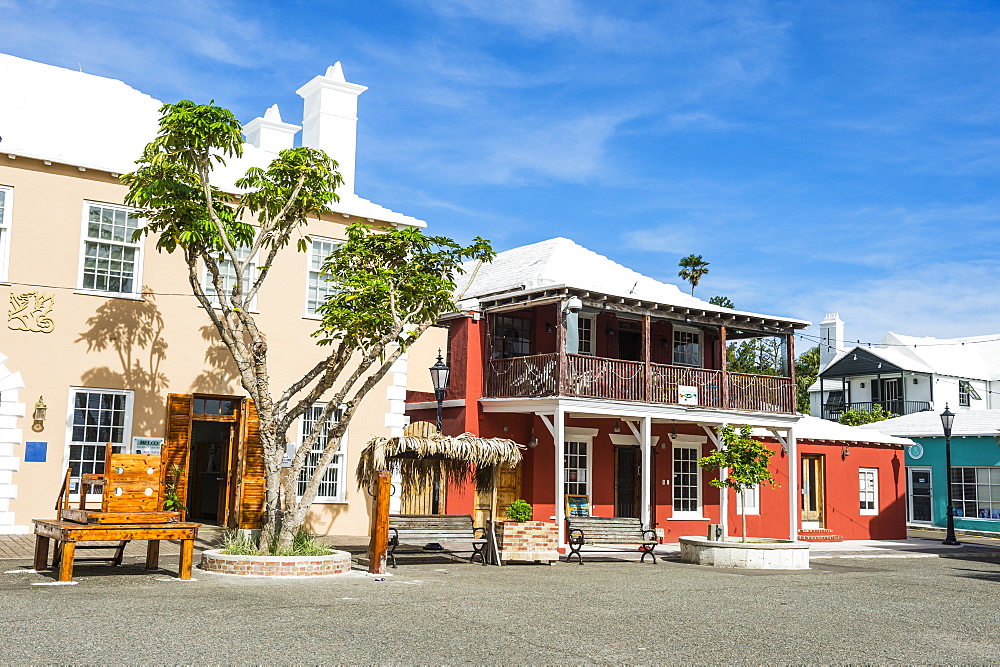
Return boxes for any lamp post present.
[425,351,451,530]
[939,404,960,546]
[429,350,450,433]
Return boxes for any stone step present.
[798,530,844,542]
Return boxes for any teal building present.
[860,410,1000,532]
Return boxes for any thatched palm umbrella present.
[356,423,525,520]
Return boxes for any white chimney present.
[296,62,367,196]
[819,312,844,369]
[243,104,300,153]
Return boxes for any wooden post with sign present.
[368,471,391,575]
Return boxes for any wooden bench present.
[388,514,486,568]
[565,516,658,564]
[33,519,200,582]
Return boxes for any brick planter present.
[199,549,353,577]
[496,521,559,564]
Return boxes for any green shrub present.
[219,530,260,555]
[220,529,333,556]
[505,499,533,522]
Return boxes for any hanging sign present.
[565,494,591,517]
[678,385,699,405]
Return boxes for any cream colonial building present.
[0,53,436,534]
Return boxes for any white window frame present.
[295,404,347,503]
[950,466,1000,520]
[859,467,879,515]
[76,201,144,299]
[304,236,340,318]
[203,243,258,311]
[0,184,12,283]
[577,314,595,355]
[673,326,702,367]
[736,485,759,515]
[671,437,705,519]
[64,387,134,503]
[563,427,597,500]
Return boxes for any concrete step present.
[798,529,844,542]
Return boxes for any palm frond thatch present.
[356,431,525,497]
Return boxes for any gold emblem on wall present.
[8,291,55,333]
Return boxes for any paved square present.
[1,548,999,663]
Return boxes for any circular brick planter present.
[679,537,810,570]
[199,549,353,577]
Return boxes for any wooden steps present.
[798,528,844,542]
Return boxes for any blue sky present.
[3,0,1000,350]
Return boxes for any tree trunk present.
[740,492,747,543]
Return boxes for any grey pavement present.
[2,532,1000,663]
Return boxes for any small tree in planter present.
[698,424,778,542]
[505,499,532,522]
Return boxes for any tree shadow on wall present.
[76,288,168,436]
[190,324,241,395]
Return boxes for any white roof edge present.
[467,282,809,326]
[5,150,426,229]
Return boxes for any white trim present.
[609,433,661,447]
[672,325,702,367]
[405,399,466,411]
[564,426,599,438]
[76,201,144,298]
[736,485,760,515]
[0,184,13,283]
[671,440,703,519]
[859,467,879,515]
[907,465,933,524]
[64,386,134,503]
[577,313,595,355]
[563,432,593,500]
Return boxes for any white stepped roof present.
[819,330,1000,381]
[787,415,914,447]
[456,237,809,327]
[858,409,1000,438]
[0,53,424,229]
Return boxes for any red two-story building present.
[407,238,912,546]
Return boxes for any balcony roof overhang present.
[478,396,801,429]
[468,285,809,337]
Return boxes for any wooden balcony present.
[486,353,796,414]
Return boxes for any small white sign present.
[132,436,163,456]
[678,385,699,405]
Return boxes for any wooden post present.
[58,541,75,582]
[787,333,796,414]
[557,304,567,395]
[33,535,49,571]
[719,325,729,409]
[178,538,194,580]
[642,315,652,403]
[368,471,391,575]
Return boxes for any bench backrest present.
[389,514,476,538]
[566,516,647,541]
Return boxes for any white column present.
[640,416,652,528]
[554,405,566,548]
[787,428,798,541]
[718,423,729,539]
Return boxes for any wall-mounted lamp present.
[661,337,669,348]
[913,378,919,385]
[32,396,47,432]
[613,419,621,434]
[606,327,617,337]
[860,382,865,388]
[842,444,851,458]
[528,429,538,448]
[545,323,553,334]
[670,424,678,440]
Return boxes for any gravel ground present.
[2,553,999,664]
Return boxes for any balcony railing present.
[822,400,931,421]
[486,353,795,414]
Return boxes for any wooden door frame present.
[801,454,825,526]
[614,445,641,518]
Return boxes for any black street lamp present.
[939,404,960,546]
[429,350,450,433]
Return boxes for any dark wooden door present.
[615,445,641,518]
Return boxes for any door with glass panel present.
[907,467,933,523]
[801,455,825,525]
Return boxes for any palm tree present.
[678,254,710,295]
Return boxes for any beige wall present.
[0,155,405,535]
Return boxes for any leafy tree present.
[678,254,710,295]
[709,295,734,308]
[727,337,785,376]
[794,346,820,414]
[123,100,494,549]
[838,404,893,426]
[698,424,778,542]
